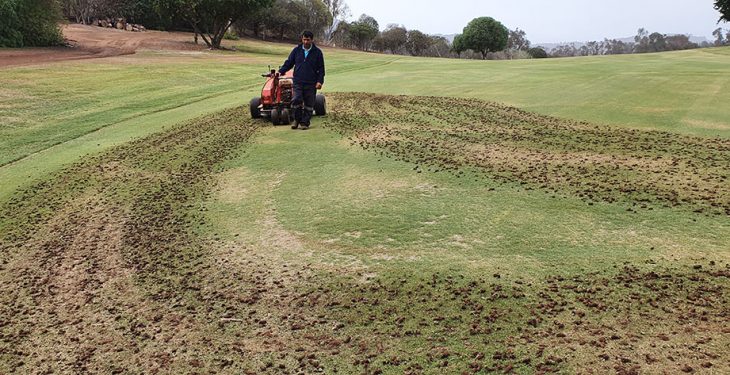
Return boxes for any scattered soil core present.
[325,93,730,215]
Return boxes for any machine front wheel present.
[280,108,291,125]
[314,94,326,116]
[271,108,281,125]
[250,97,262,119]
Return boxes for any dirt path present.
[0,24,202,68]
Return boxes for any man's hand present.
[315,82,323,90]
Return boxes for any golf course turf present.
[0,33,728,373]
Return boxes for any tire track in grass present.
[0,105,369,374]
[0,107,264,372]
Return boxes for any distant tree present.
[293,0,332,39]
[106,0,138,21]
[527,47,547,58]
[381,24,407,53]
[451,33,466,57]
[405,29,432,56]
[634,27,650,52]
[507,28,530,51]
[427,35,451,57]
[61,0,143,25]
[665,34,698,50]
[234,2,268,37]
[219,0,333,40]
[580,40,603,55]
[371,33,386,52]
[603,39,633,54]
[551,44,578,57]
[648,32,667,52]
[716,0,729,22]
[322,0,349,42]
[160,0,272,49]
[123,0,169,27]
[62,0,96,24]
[330,19,350,46]
[348,13,378,50]
[62,0,92,24]
[258,0,298,40]
[712,27,726,45]
[461,17,508,59]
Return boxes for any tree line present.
[2,0,730,53]
[549,27,730,57]
[235,10,542,60]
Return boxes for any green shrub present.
[0,0,23,47]
[0,0,63,47]
[528,47,548,59]
[223,30,240,40]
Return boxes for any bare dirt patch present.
[683,118,730,132]
[0,24,203,68]
[257,173,307,255]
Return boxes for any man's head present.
[301,30,314,49]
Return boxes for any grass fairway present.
[329,48,730,138]
[1,38,729,373]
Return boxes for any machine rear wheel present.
[250,97,262,119]
[314,94,326,116]
[280,108,291,125]
[271,108,281,125]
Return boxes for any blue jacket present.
[279,43,325,85]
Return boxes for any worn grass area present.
[0,104,728,373]
[324,93,730,215]
[201,117,728,373]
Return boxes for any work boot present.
[291,121,299,130]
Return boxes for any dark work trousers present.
[292,83,316,126]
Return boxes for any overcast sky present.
[344,0,727,43]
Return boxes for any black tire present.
[271,108,280,125]
[314,94,326,116]
[250,97,262,119]
[280,108,291,125]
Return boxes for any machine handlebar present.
[262,69,280,78]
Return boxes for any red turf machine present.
[250,67,326,125]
